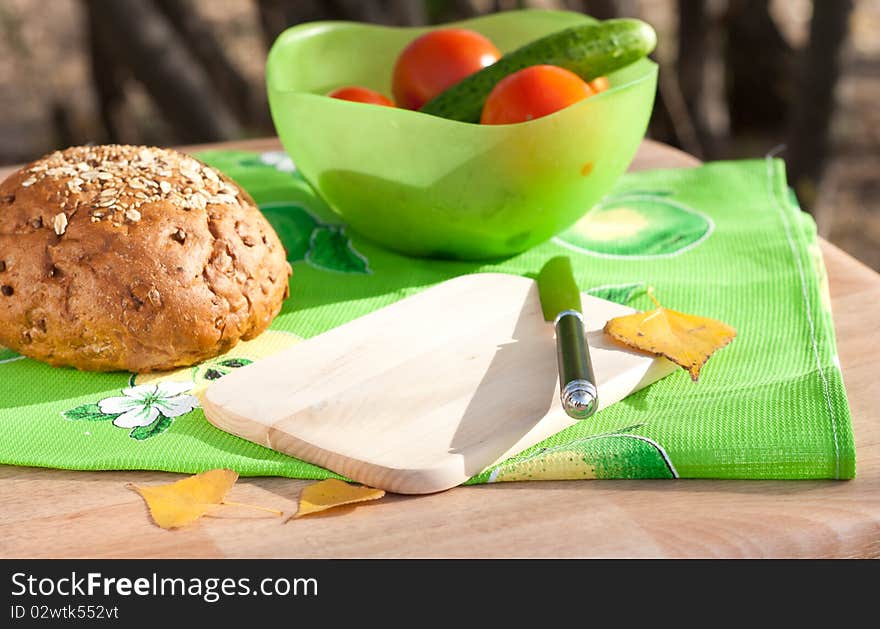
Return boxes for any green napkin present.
[0,151,855,481]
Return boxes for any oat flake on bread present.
[0,144,292,372]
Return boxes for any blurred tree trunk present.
[723,0,794,136]
[786,0,854,211]
[154,0,271,131]
[85,0,129,143]
[451,0,485,18]
[426,0,484,24]
[607,0,698,158]
[254,0,289,47]
[255,0,425,48]
[647,66,704,158]
[50,102,77,149]
[393,0,427,26]
[84,0,241,143]
[576,1,618,19]
[564,0,638,19]
[677,0,715,158]
[255,0,355,47]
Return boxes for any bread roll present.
[0,144,292,372]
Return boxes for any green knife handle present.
[555,310,598,420]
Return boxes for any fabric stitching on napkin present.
[765,153,839,478]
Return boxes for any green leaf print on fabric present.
[130,416,173,441]
[258,202,370,274]
[198,357,254,382]
[307,226,370,274]
[586,282,647,306]
[259,203,319,262]
[62,403,117,422]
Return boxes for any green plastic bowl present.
[266,10,657,260]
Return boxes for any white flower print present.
[259,150,296,173]
[98,382,199,429]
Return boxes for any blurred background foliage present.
[1,0,877,268]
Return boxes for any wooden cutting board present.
[203,273,675,494]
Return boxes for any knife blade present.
[536,256,598,420]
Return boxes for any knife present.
[537,256,598,420]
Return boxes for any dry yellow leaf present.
[128,468,239,529]
[291,479,385,520]
[604,291,736,381]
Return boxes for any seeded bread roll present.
[0,145,292,372]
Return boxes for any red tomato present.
[328,86,395,107]
[480,65,595,125]
[392,29,501,110]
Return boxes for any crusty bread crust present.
[0,145,292,372]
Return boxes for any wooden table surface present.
[1,139,877,559]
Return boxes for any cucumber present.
[419,18,657,123]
